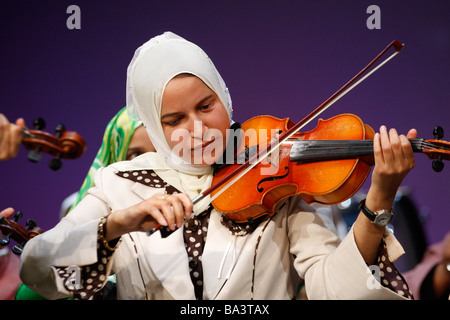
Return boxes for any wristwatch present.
[358,199,393,226]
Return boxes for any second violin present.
[21,117,86,170]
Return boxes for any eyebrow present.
[161,94,214,120]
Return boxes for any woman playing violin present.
[20,32,417,300]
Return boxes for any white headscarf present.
[126,31,233,175]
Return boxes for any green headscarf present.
[70,106,142,210]
[15,106,141,300]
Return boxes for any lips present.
[192,139,215,151]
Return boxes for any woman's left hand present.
[354,126,417,265]
[366,125,417,210]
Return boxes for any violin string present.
[288,139,450,154]
[288,139,449,150]
[293,143,449,151]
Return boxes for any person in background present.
[0,114,26,299]
[69,106,155,211]
[13,106,155,299]
[403,232,450,300]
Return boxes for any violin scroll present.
[22,117,87,170]
[0,210,43,255]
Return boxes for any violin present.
[210,113,449,223]
[21,117,87,170]
[0,211,43,254]
[151,39,448,236]
[187,39,448,224]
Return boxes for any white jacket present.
[20,161,409,300]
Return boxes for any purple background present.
[1,1,448,248]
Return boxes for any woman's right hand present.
[104,193,193,241]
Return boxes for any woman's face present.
[126,125,155,160]
[160,75,230,166]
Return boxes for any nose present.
[190,119,208,140]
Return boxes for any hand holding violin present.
[0,207,15,220]
[354,125,417,265]
[368,126,417,209]
[0,113,87,169]
[0,114,26,161]
[0,208,43,254]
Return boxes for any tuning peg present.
[0,234,11,246]
[432,158,444,172]
[25,219,37,230]
[0,215,11,245]
[55,124,66,137]
[12,245,23,255]
[433,126,444,140]
[28,149,42,163]
[431,127,445,172]
[33,117,46,130]
[13,211,23,222]
[49,157,62,171]
[48,123,65,171]
[28,119,45,162]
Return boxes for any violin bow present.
[191,40,405,208]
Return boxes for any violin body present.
[212,114,375,223]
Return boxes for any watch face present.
[374,212,392,226]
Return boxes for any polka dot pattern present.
[57,240,113,300]
[220,213,266,236]
[116,169,213,299]
[115,169,271,299]
[377,241,414,299]
[115,169,179,195]
[183,207,212,300]
[58,170,413,300]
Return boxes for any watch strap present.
[358,199,376,222]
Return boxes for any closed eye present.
[161,113,184,126]
[198,103,212,111]
[164,117,182,126]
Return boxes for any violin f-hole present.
[256,166,290,193]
